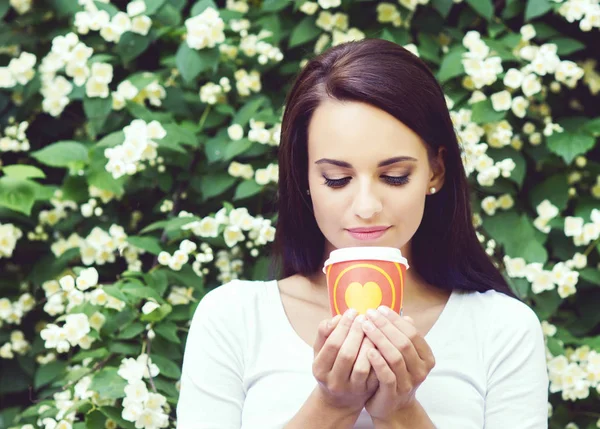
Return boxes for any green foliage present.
[0,0,599,428]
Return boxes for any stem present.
[144,332,158,394]
[583,236,600,257]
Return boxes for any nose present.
[351,181,383,220]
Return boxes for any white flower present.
[537,199,559,220]
[131,15,152,36]
[88,312,106,330]
[491,90,512,111]
[531,270,555,294]
[564,216,584,237]
[124,380,149,402]
[228,124,244,141]
[141,301,160,315]
[521,74,542,97]
[59,275,75,292]
[85,77,110,98]
[224,225,245,248]
[179,239,197,254]
[127,0,146,17]
[185,7,226,50]
[63,313,91,345]
[511,96,529,118]
[520,24,536,41]
[76,267,99,291]
[118,357,145,383]
[571,253,587,269]
[300,1,319,15]
[318,0,341,9]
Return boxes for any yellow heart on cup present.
[345,281,383,315]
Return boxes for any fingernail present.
[345,308,358,320]
[362,320,375,332]
[328,315,341,328]
[377,306,390,316]
[356,314,366,324]
[366,309,379,319]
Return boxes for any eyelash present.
[322,175,410,188]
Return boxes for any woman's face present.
[307,99,445,258]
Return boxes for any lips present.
[346,226,390,233]
[346,226,391,240]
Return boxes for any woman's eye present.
[323,176,351,188]
[382,175,410,186]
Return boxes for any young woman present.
[176,39,549,428]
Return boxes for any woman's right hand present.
[312,309,379,414]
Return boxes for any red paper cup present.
[323,247,409,316]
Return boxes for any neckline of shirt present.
[266,279,462,355]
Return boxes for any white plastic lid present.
[322,247,409,273]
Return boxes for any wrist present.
[371,400,425,429]
[312,388,362,422]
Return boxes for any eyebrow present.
[314,156,418,168]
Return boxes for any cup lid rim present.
[322,247,409,273]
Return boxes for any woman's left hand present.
[358,306,435,422]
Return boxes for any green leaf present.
[191,0,217,15]
[121,282,162,301]
[162,124,199,147]
[34,361,67,390]
[150,354,182,379]
[117,322,146,339]
[289,16,320,48]
[201,174,237,200]
[126,236,163,255]
[0,0,11,19]
[175,43,219,83]
[465,0,493,20]
[470,100,506,124]
[580,268,600,286]
[0,177,36,215]
[140,303,172,322]
[431,0,454,18]
[144,0,166,15]
[261,0,289,11]
[549,37,586,55]
[116,32,151,63]
[2,165,46,180]
[84,96,113,135]
[530,173,569,211]
[99,407,135,429]
[233,180,263,200]
[139,216,202,234]
[90,368,127,400]
[581,117,600,136]
[223,139,253,161]
[525,0,553,20]
[153,321,181,344]
[166,264,204,290]
[436,45,465,83]
[546,132,595,165]
[233,96,266,127]
[484,212,547,263]
[31,141,89,168]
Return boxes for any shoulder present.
[192,279,272,325]
[458,289,542,336]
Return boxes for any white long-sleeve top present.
[176,279,549,428]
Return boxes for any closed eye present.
[322,175,410,188]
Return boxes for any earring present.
[429,187,436,194]
[306,189,310,195]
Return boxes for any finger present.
[314,309,358,372]
[331,313,366,378]
[364,310,420,375]
[350,329,372,386]
[313,315,342,356]
[367,348,397,393]
[378,307,435,365]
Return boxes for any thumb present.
[403,316,415,325]
[313,314,341,356]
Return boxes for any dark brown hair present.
[273,38,515,298]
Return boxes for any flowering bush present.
[0,0,599,427]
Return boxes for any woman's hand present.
[359,306,435,422]
[312,309,380,415]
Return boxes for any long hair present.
[272,38,516,298]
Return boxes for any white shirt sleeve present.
[483,296,549,428]
[176,282,246,429]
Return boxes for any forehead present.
[307,99,426,161]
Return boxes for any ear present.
[428,147,446,193]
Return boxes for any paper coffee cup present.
[323,247,409,316]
